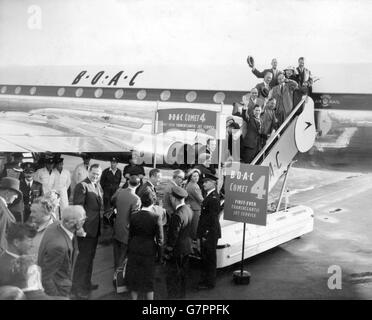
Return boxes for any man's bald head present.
[62,205,86,222]
[61,205,86,234]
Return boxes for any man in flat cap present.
[53,157,71,214]
[100,156,122,212]
[20,162,43,223]
[197,173,221,290]
[165,185,193,299]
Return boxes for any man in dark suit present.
[250,58,281,87]
[295,57,313,94]
[165,185,193,299]
[197,173,221,290]
[239,104,264,163]
[38,205,86,297]
[72,164,103,299]
[19,162,43,223]
[136,168,161,202]
[255,72,273,98]
[100,156,122,211]
[111,175,141,272]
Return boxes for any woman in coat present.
[125,190,163,300]
[185,168,203,240]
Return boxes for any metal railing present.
[250,95,308,165]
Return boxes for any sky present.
[0,0,371,91]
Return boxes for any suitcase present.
[113,258,128,294]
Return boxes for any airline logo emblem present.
[294,97,316,153]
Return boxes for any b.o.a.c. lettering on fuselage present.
[71,70,144,86]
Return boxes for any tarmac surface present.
[62,155,372,300]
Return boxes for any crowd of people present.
[0,151,222,300]
[230,56,313,163]
[0,56,314,300]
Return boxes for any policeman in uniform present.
[100,156,122,211]
[19,162,43,222]
[197,172,221,290]
[165,185,193,299]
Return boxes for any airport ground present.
[60,154,372,300]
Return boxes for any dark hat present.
[45,158,55,165]
[110,156,118,163]
[81,153,91,160]
[22,162,35,173]
[171,185,188,200]
[55,157,64,164]
[12,153,23,160]
[0,177,22,198]
[203,172,218,183]
[261,87,270,98]
[247,55,255,68]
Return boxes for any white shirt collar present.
[0,196,7,207]
[60,224,74,241]
[109,168,117,174]
[206,188,216,197]
[5,250,20,258]
[176,203,185,210]
[128,186,137,192]
[147,180,154,188]
[142,205,154,212]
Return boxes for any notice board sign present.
[224,162,269,226]
[157,108,217,136]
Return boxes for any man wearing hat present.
[100,156,122,212]
[19,162,43,222]
[110,174,141,281]
[34,155,57,195]
[0,177,19,253]
[197,173,221,290]
[1,153,24,180]
[53,157,71,213]
[165,185,193,299]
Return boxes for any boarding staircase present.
[216,95,316,268]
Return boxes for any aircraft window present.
[213,92,226,104]
[14,86,21,95]
[29,87,37,95]
[57,88,65,96]
[160,90,171,101]
[115,89,124,99]
[94,88,103,98]
[75,88,84,97]
[185,91,197,102]
[137,89,147,100]
[0,86,6,94]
